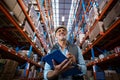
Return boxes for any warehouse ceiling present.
[51,0,79,30]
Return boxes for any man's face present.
[55,28,67,41]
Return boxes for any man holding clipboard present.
[43,26,87,80]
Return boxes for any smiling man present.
[44,26,87,80]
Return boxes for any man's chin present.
[59,37,67,41]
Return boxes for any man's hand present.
[66,53,76,64]
[47,52,76,80]
[47,59,73,79]
[52,59,72,74]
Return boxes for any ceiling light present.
[62,16,65,22]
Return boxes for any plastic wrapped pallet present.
[35,37,42,50]
[88,4,99,27]
[24,20,34,38]
[29,5,39,27]
[36,21,43,35]
[89,21,104,42]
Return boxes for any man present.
[44,26,87,80]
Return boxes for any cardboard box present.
[13,3,22,18]
[18,11,26,25]
[104,70,119,80]
[3,59,18,74]
[3,0,17,11]
[103,0,120,30]
[89,21,104,42]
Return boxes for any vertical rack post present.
[91,48,97,80]
[24,33,36,77]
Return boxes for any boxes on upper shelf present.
[35,37,42,50]
[88,4,99,27]
[89,21,104,42]
[82,40,90,51]
[79,33,85,44]
[103,0,120,30]
[24,20,34,39]
[3,0,26,25]
[18,11,26,25]
[97,0,109,13]
[3,0,17,11]
[36,21,44,35]
[13,3,22,19]
[29,5,39,27]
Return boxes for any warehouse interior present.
[0,0,120,80]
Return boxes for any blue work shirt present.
[44,45,86,80]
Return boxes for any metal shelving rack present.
[0,0,51,79]
[0,43,42,68]
[75,0,120,80]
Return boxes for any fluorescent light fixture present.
[67,0,80,30]
[62,16,65,22]
[52,0,59,29]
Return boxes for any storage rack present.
[74,0,120,80]
[0,0,120,80]
[0,0,53,79]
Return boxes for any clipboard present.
[42,49,82,77]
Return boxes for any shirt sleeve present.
[77,46,87,75]
[44,62,53,80]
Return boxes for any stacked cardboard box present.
[3,0,17,11]
[104,70,119,80]
[89,21,104,42]
[0,59,18,80]
[103,0,120,30]
[3,0,26,25]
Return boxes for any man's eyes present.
[58,30,64,32]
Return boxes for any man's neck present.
[58,40,67,50]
